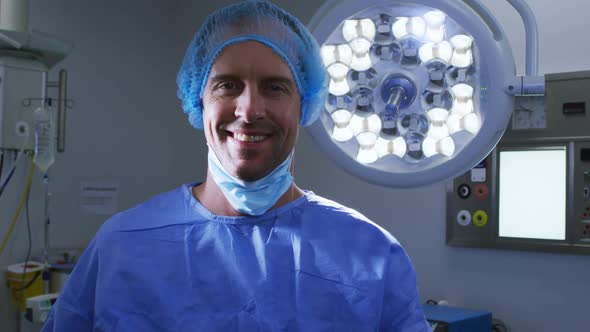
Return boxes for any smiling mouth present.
[230,132,268,142]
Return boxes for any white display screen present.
[498,149,567,240]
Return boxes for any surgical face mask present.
[207,148,294,216]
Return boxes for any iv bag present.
[34,106,55,173]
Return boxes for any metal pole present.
[56,69,68,152]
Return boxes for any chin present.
[228,157,277,182]
[232,160,279,181]
[233,168,268,182]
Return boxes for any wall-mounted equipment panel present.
[447,71,590,255]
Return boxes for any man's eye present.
[211,82,242,97]
[266,83,288,94]
[219,82,237,90]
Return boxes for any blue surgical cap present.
[177,0,328,129]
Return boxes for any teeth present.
[234,133,266,142]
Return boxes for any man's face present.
[202,41,301,182]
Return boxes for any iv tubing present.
[0,157,35,256]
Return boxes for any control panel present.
[447,71,590,255]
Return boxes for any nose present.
[234,85,266,123]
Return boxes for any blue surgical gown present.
[42,184,430,331]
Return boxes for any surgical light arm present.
[462,0,544,96]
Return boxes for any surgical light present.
[308,0,539,187]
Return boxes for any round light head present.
[307,0,515,187]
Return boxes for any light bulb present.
[327,62,349,80]
[451,84,474,116]
[450,34,473,68]
[321,44,353,67]
[428,125,450,140]
[349,38,373,71]
[423,11,446,42]
[446,112,480,135]
[450,35,473,52]
[452,83,473,98]
[357,147,378,164]
[332,127,354,142]
[343,19,376,42]
[327,62,350,96]
[349,38,371,54]
[392,17,426,40]
[418,41,452,63]
[392,137,407,157]
[331,109,353,141]
[438,136,455,156]
[451,100,474,117]
[331,109,352,127]
[356,131,378,147]
[463,113,480,134]
[422,137,438,157]
[375,137,390,158]
[350,114,381,136]
[427,107,449,123]
[350,116,363,134]
[447,114,461,134]
[376,137,407,158]
[424,11,445,28]
[423,135,455,158]
[350,56,372,71]
[427,108,450,140]
[329,79,350,96]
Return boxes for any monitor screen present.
[498,148,567,240]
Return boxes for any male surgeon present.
[42,1,430,331]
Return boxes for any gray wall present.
[0,0,588,331]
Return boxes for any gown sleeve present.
[41,237,100,332]
[379,242,431,332]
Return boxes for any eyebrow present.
[207,74,238,86]
[207,74,296,89]
[262,76,296,89]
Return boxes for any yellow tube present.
[0,157,35,256]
